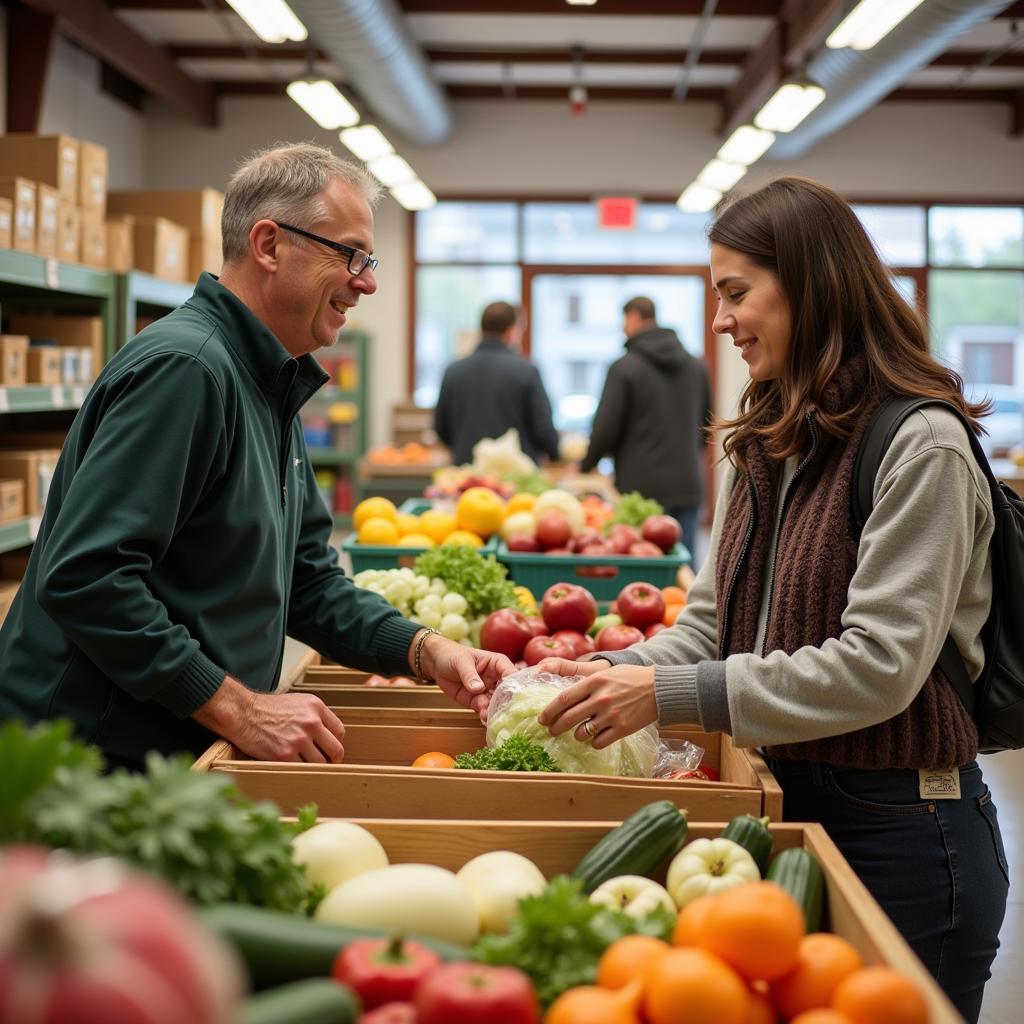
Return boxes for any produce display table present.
[331,817,960,1024]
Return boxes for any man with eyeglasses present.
[0,142,513,771]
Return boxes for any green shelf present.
[0,384,88,413]
[308,448,359,465]
[0,516,36,555]
[0,249,114,298]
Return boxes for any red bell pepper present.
[333,935,441,1009]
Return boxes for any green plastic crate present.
[495,540,690,602]
[342,530,500,574]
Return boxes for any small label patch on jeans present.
[918,767,961,799]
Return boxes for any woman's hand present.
[418,631,514,721]
[536,664,658,749]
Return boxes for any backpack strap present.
[852,395,982,714]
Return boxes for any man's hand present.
[416,631,514,721]
[536,664,658,749]
[194,675,346,763]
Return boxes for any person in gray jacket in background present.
[579,296,712,559]
[434,301,561,466]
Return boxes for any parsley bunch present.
[472,876,675,1006]
[454,736,562,772]
[413,545,518,618]
[605,491,664,530]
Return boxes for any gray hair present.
[221,141,382,263]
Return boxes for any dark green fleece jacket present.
[0,273,419,764]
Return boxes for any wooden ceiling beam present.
[19,0,218,125]
[166,44,328,61]
[6,5,58,133]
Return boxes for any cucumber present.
[571,800,688,894]
[199,903,468,991]
[767,847,825,932]
[720,815,773,876]
[239,978,358,1024]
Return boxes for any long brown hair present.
[708,177,988,468]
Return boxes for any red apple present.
[570,529,602,553]
[642,514,682,553]
[595,624,645,651]
[617,582,667,629]
[535,510,572,551]
[606,523,642,554]
[644,623,668,638]
[541,582,598,634]
[480,609,534,660]
[506,534,540,552]
[549,630,593,658]
[525,615,549,638]
[523,634,576,666]
[628,540,664,557]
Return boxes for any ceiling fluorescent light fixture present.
[754,81,826,132]
[286,79,359,129]
[566,1,599,5]
[826,0,927,50]
[226,0,306,43]
[340,125,394,162]
[697,158,747,192]
[717,124,775,165]
[367,154,417,188]
[391,180,437,211]
[677,182,722,214]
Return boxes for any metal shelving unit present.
[115,271,192,352]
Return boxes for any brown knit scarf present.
[715,354,977,770]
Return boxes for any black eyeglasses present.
[274,222,379,276]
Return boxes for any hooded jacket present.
[580,326,711,508]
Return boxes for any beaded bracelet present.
[413,627,439,683]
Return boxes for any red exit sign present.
[596,196,637,230]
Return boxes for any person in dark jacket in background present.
[0,142,512,771]
[580,296,712,559]
[434,301,561,466]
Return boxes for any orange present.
[700,881,804,982]
[411,751,456,768]
[395,512,421,536]
[544,983,639,1024]
[417,509,458,544]
[743,985,777,1024]
[770,933,864,1019]
[598,934,671,989]
[662,586,687,605]
[831,966,929,1024]
[643,947,749,1024]
[456,486,506,538]
[397,532,436,548]
[357,516,399,545]
[442,529,484,548]
[353,496,398,530]
[791,1012,858,1024]
[672,893,717,947]
[506,492,538,515]
[663,602,686,626]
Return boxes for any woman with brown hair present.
[537,176,1008,1021]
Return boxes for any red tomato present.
[414,963,540,1024]
[358,1003,417,1024]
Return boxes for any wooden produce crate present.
[332,818,960,1024]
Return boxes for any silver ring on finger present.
[583,716,596,738]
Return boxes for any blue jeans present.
[771,759,1009,1024]
[665,505,699,569]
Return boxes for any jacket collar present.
[186,273,328,401]
[476,336,512,354]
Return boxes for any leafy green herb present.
[507,470,550,496]
[471,875,674,1006]
[454,736,563,773]
[413,545,518,617]
[605,491,664,530]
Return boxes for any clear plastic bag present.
[485,667,660,778]
[651,737,706,780]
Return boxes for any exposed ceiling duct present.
[287,0,452,146]
[769,0,1015,159]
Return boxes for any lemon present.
[418,509,458,544]
[456,487,506,539]
[506,492,537,515]
[353,496,398,530]
[395,512,421,536]
[357,516,399,545]
[397,532,436,548]
[442,529,484,548]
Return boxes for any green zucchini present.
[571,800,688,894]
[199,903,468,991]
[720,815,773,876]
[239,978,359,1024]
[767,847,825,932]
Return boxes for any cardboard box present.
[0,177,35,252]
[57,201,80,263]
[0,479,25,523]
[78,140,107,213]
[108,187,222,238]
[0,335,28,387]
[35,183,60,259]
[58,347,81,385]
[188,234,222,279]
[0,196,12,249]
[0,134,78,203]
[27,347,61,385]
[9,315,103,382]
[79,209,107,268]
[0,449,61,514]
[106,216,133,272]
[132,216,189,282]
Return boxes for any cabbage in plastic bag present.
[485,668,660,777]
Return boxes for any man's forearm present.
[192,674,254,733]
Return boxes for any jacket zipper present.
[759,410,820,656]
[719,475,758,659]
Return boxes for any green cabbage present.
[485,679,659,777]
